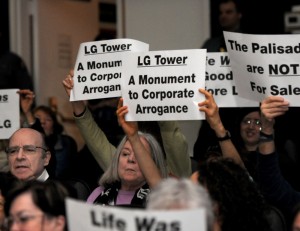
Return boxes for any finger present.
[118,108,128,118]
[117,98,124,109]
[198,100,208,107]
[116,105,128,116]
[199,88,213,100]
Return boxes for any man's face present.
[219,1,241,31]
[7,128,50,181]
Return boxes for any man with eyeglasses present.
[6,128,51,181]
[5,128,91,201]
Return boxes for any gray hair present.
[147,178,215,231]
[99,132,168,187]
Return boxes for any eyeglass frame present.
[3,213,45,230]
[5,145,48,156]
[241,119,261,127]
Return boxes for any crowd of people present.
[1,1,300,231]
[0,76,299,231]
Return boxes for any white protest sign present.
[121,49,206,121]
[224,31,300,106]
[0,89,20,139]
[71,39,149,101]
[66,198,207,231]
[205,52,258,107]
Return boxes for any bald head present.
[9,128,44,145]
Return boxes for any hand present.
[62,69,74,97]
[18,89,35,115]
[116,98,138,138]
[198,88,223,132]
[260,96,289,133]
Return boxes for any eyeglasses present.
[5,145,48,156]
[242,119,261,127]
[3,214,44,230]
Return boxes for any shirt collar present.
[37,169,49,182]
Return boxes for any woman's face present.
[8,192,65,231]
[293,212,300,231]
[118,138,150,191]
[34,110,54,136]
[240,111,261,150]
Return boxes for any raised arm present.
[62,70,116,170]
[198,88,244,167]
[158,120,191,177]
[62,70,86,115]
[259,96,289,155]
[257,96,300,219]
[117,98,162,188]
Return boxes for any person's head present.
[219,0,242,32]
[99,132,168,190]
[239,108,261,151]
[6,128,51,181]
[0,173,20,229]
[147,178,215,231]
[4,180,68,231]
[33,106,63,136]
[293,204,300,231]
[198,158,270,231]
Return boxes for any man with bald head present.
[4,128,92,200]
[6,128,51,181]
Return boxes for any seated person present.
[5,127,90,200]
[6,128,51,182]
[19,89,77,179]
[87,98,168,207]
[3,180,69,231]
[257,96,298,228]
[62,70,191,178]
[194,89,278,231]
[147,178,217,231]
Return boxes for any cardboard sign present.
[0,89,20,139]
[71,39,149,101]
[121,49,207,121]
[224,31,300,106]
[66,198,207,231]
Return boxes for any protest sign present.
[121,49,206,121]
[224,31,300,106]
[0,89,19,139]
[70,39,149,101]
[205,52,258,107]
[66,198,207,231]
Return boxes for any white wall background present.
[120,0,210,50]
[10,0,210,155]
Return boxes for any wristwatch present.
[217,130,231,142]
[259,131,274,142]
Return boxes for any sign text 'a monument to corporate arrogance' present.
[121,49,207,121]
[71,39,149,101]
